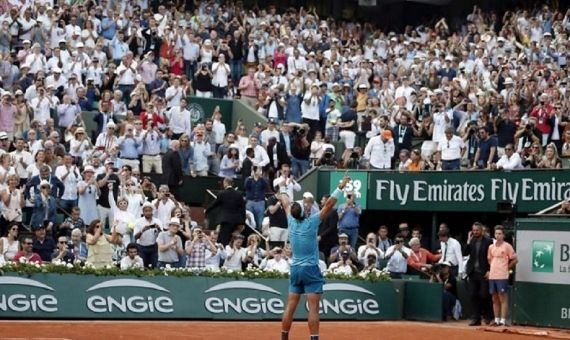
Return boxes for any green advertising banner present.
[366,170,570,212]
[186,96,233,127]
[513,218,570,329]
[329,171,368,209]
[0,274,401,320]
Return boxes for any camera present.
[298,128,305,135]
[525,124,532,130]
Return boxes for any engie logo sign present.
[86,279,174,314]
[203,281,380,316]
[0,277,58,313]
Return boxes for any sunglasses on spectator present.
[24,242,33,245]
[58,241,67,244]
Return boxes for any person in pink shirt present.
[487,226,517,327]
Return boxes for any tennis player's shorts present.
[289,265,324,294]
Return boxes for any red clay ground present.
[0,320,566,340]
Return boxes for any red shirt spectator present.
[12,237,43,264]
[529,98,553,135]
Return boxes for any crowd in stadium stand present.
[0,0,567,293]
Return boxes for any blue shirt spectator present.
[118,135,141,159]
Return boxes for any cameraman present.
[133,202,162,269]
[431,262,458,321]
[514,117,541,152]
[316,147,338,167]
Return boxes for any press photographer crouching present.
[316,147,338,167]
[431,261,459,321]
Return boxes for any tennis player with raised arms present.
[279,175,351,340]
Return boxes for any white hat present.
[497,36,505,42]
[83,165,95,173]
[76,42,84,48]
[0,131,8,139]
[302,192,314,199]
[23,40,31,44]
[504,77,514,85]
[154,14,163,21]
[444,55,453,61]
[39,180,51,188]
[543,32,552,37]
[168,217,181,227]
[142,201,154,210]
[52,67,62,73]
[358,83,369,89]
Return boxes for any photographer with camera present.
[133,202,162,268]
[96,159,120,230]
[430,261,458,321]
[384,234,411,279]
[328,250,358,275]
[337,191,361,250]
[185,226,218,270]
[316,146,338,167]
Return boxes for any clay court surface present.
[1,320,568,340]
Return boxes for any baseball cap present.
[338,233,349,238]
[302,192,314,199]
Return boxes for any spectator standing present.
[205,230,226,271]
[161,140,184,199]
[223,233,246,271]
[96,160,120,229]
[185,227,217,270]
[239,67,261,108]
[364,130,394,169]
[465,222,494,326]
[473,127,498,169]
[317,194,339,258]
[244,166,268,231]
[54,154,81,214]
[438,127,465,170]
[266,192,289,243]
[157,218,185,269]
[488,226,517,326]
[384,234,411,279]
[336,192,361,249]
[30,180,57,232]
[211,54,231,98]
[437,229,465,278]
[133,202,162,269]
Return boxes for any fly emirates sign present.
[375,177,570,206]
